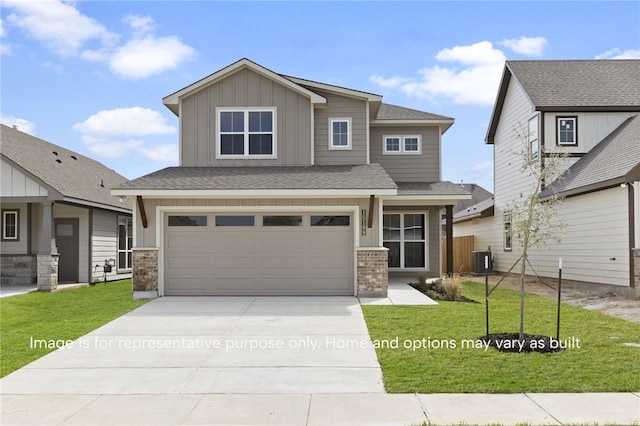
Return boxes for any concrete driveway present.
[1,296,384,395]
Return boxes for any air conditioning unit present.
[471,251,493,275]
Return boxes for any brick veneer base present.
[357,247,389,298]
[132,248,159,299]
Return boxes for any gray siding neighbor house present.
[1,125,133,290]
[113,58,470,299]
[453,60,640,297]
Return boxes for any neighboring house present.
[1,125,133,290]
[453,60,640,297]
[113,58,470,299]
[444,183,493,236]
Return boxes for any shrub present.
[438,276,462,301]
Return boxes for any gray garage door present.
[164,213,354,296]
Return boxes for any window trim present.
[528,116,539,162]
[557,116,578,146]
[382,212,428,269]
[216,107,277,159]
[117,216,133,271]
[503,211,512,252]
[328,117,352,150]
[2,209,19,241]
[383,135,422,155]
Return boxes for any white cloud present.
[138,144,179,162]
[74,107,177,161]
[124,14,155,37]
[369,75,410,88]
[73,107,176,137]
[1,115,36,135]
[595,48,640,59]
[373,41,505,106]
[3,1,196,79]
[1,17,12,55]
[498,37,547,57]
[109,35,196,79]
[3,0,118,57]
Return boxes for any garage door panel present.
[165,212,353,296]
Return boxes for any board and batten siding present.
[1,158,49,198]
[91,209,131,282]
[370,126,441,182]
[313,90,367,165]
[454,187,631,287]
[180,68,312,167]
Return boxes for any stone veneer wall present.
[36,254,58,292]
[1,255,36,286]
[132,248,159,299]
[357,247,389,298]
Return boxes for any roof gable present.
[486,60,640,144]
[0,124,132,211]
[163,58,327,115]
[540,114,640,198]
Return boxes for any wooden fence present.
[441,235,475,274]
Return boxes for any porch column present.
[445,205,453,277]
[37,202,58,292]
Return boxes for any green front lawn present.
[0,280,148,377]
[363,281,640,393]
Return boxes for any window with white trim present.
[383,135,422,154]
[528,116,539,161]
[503,212,512,251]
[383,213,427,268]
[557,116,577,146]
[118,216,133,270]
[217,108,276,158]
[2,210,19,241]
[328,118,351,150]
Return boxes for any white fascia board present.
[62,197,132,214]
[383,194,471,206]
[112,188,398,198]
[285,76,383,103]
[163,59,326,112]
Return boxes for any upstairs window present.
[383,135,421,155]
[557,116,577,146]
[329,118,351,150]
[528,116,539,161]
[217,108,276,158]
[2,210,19,241]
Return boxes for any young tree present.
[504,121,569,340]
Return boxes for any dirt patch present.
[462,273,640,324]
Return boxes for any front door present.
[55,218,79,283]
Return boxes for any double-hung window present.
[117,216,133,270]
[383,135,421,154]
[329,118,351,150]
[2,210,19,241]
[528,116,539,161]
[557,116,577,146]
[217,108,276,158]
[383,213,427,268]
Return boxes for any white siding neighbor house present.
[453,60,640,297]
[1,125,133,290]
[113,58,470,299]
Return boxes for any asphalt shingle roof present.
[116,164,398,191]
[507,60,640,109]
[541,115,640,197]
[1,124,132,211]
[395,181,471,196]
[376,103,454,121]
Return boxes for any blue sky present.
[2,1,639,192]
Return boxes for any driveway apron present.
[0,296,385,394]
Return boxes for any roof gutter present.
[111,188,398,198]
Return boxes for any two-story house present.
[453,60,640,297]
[113,58,470,299]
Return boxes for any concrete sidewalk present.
[1,392,638,425]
